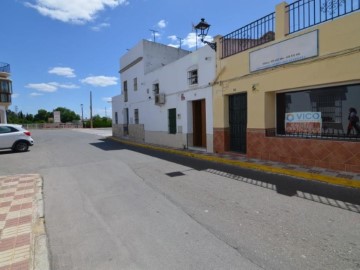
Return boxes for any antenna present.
[149,29,159,42]
[176,37,183,49]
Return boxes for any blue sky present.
[1,0,288,118]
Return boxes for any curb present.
[31,175,50,270]
[109,136,360,189]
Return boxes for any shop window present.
[276,84,360,139]
[168,108,177,134]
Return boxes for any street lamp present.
[194,18,217,51]
[80,104,84,128]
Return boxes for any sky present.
[1,0,290,119]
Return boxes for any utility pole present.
[81,104,84,128]
[177,37,183,49]
[90,91,93,129]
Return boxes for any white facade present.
[112,40,216,152]
[0,63,12,124]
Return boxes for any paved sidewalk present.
[109,137,360,189]
[0,174,49,270]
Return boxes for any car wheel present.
[14,141,29,152]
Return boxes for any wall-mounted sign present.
[250,30,318,72]
[285,111,322,134]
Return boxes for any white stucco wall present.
[0,106,7,123]
[112,42,216,152]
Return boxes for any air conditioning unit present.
[155,93,165,105]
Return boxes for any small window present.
[123,81,128,102]
[133,78,138,91]
[134,109,139,124]
[115,112,118,124]
[188,69,198,85]
[153,83,159,94]
[168,108,177,134]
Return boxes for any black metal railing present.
[287,0,360,34]
[220,12,275,59]
[266,128,360,141]
[0,62,10,73]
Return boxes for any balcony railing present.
[0,62,10,73]
[220,12,275,59]
[287,0,360,34]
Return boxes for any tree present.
[34,109,51,123]
[53,107,80,123]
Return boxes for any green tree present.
[34,109,51,123]
[53,107,80,123]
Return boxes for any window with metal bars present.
[123,81,128,102]
[188,69,198,85]
[134,109,139,124]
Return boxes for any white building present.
[0,62,12,123]
[112,40,216,152]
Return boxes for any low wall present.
[247,129,360,173]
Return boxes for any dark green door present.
[229,93,247,153]
[168,108,177,134]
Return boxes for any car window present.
[0,126,18,134]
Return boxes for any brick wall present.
[247,129,360,173]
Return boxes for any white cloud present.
[25,0,129,24]
[25,82,80,92]
[167,35,177,42]
[12,93,19,98]
[30,92,44,96]
[48,67,76,77]
[157,19,167,29]
[168,32,213,49]
[102,97,112,102]
[50,82,80,89]
[81,76,118,87]
[91,22,110,31]
[26,83,58,92]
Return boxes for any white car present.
[0,124,34,152]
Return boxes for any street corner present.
[0,174,50,270]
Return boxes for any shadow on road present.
[91,138,360,214]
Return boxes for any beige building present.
[0,62,12,123]
[212,1,360,172]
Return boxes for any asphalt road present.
[0,129,359,270]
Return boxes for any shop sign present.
[285,112,322,134]
[250,30,318,72]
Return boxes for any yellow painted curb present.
[109,137,360,189]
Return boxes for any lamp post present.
[80,104,84,128]
[90,91,93,129]
[194,18,217,51]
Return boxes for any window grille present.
[123,81,128,102]
[134,109,139,124]
[133,78,138,91]
[153,83,159,94]
[188,70,198,85]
